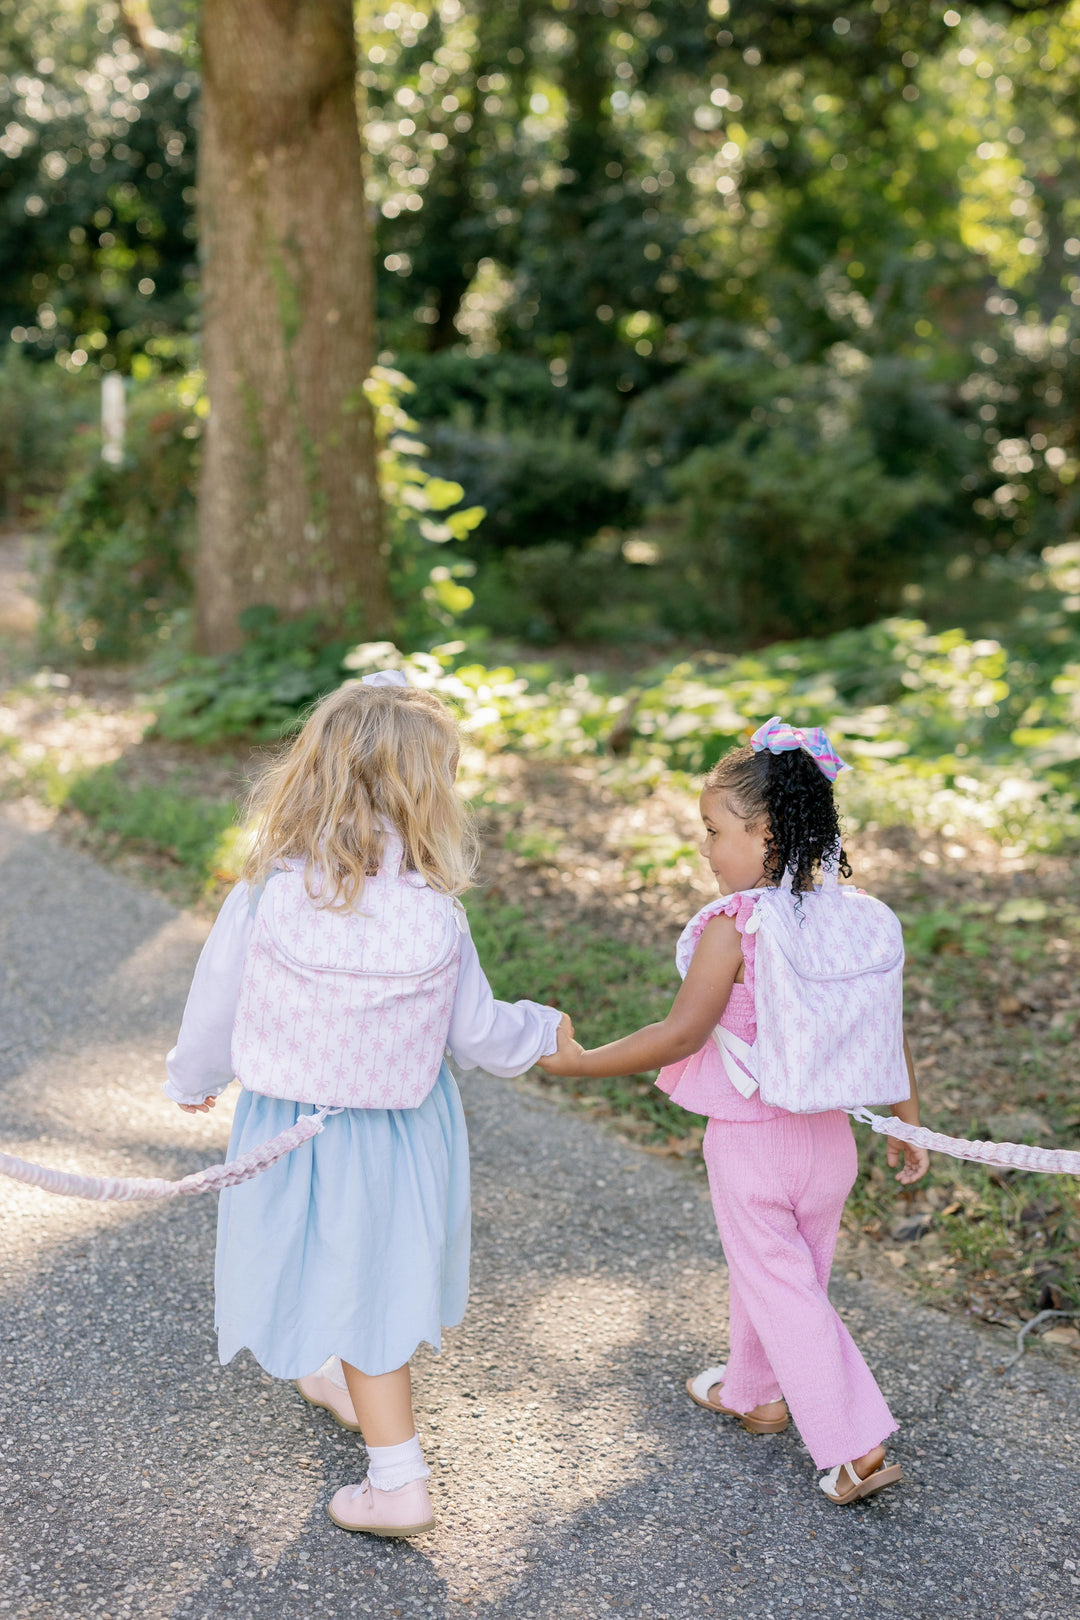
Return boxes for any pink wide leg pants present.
[702,1110,897,1470]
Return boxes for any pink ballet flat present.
[296,1374,363,1433]
[327,1477,435,1537]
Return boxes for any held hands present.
[538,1013,588,1077]
[178,1096,218,1115]
[887,1135,929,1185]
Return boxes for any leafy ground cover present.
[1,537,1078,1351]
[146,539,1080,858]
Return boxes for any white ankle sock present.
[366,1434,430,1493]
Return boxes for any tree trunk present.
[196,0,391,653]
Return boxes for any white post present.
[101,373,125,466]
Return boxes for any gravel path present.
[0,811,1077,1620]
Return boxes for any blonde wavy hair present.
[239,682,478,906]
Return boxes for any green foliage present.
[422,423,633,554]
[363,364,485,645]
[151,607,353,744]
[467,539,664,645]
[29,363,487,683]
[900,907,993,962]
[65,763,235,885]
[332,553,1080,849]
[10,0,1080,664]
[394,351,560,430]
[664,416,939,641]
[466,892,690,1133]
[37,376,200,657]
[0,0,198,373]
[149,535,1080,843]
[361,1,1080,640]
[0,350,97,517]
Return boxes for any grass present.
[3,693,1078,1342]
[472,879,1080,1327]
[467,893,693,1139]
[61,762,239,901]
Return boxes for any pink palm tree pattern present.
[231,834,464,1109]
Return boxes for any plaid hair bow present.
[750,716,850,782]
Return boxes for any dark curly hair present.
[704,742,851,895]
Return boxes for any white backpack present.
[231,832,465,1110]
[675,868,910,1114]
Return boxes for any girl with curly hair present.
[542,717,927,1505]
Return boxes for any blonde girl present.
[165,671,565,1537]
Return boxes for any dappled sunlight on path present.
[0,811,1078,1618]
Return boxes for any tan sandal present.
[686,1366,789,1434]
[819,1458,903,1504]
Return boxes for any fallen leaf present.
[1041,1326,1080,1347]
[985,1110,1052,1141]
[996,898,1049,924]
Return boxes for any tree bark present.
[196,0,391,652]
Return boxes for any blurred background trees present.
[1,0,1078,652]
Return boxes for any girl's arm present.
[164,882,254,1111]
[886,1034,930,1184]
[447,921,565,1076]
[539,914,742,1079]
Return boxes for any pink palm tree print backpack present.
[231,831,465,1110]
[676,864,910,1113]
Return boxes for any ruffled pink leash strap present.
[5,1107,1079,1202]
[849,1107,1080,1176]
[0,1106,340,1202]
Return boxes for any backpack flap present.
[753,888,909,1114]
[233,863,462,1111]
[262,867,460,978]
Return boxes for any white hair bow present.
[360,669,409,688]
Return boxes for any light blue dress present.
[164,877,560,1382]
[214,1061,470,1378]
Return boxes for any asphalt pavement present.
[0,810,1077,1620]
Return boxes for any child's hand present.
[178,1096,218,1115]
[887,1135,929,1185]
[538,1013,587,1077]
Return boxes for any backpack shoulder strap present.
[710,1025,759,1098]
[676,889,767,975]
[247,866,289,920]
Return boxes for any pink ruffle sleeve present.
[656,892,783,1123]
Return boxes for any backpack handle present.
[779,844,841,894]
[378,828,406,877]
[820,840,842,891]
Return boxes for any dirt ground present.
[2,531,1078,1352]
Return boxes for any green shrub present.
[618,349,774,491]
[662,415,941,642]
[38,376,200,657]
[421,423,633,554]
[151,607,354,743]
[0,350,98,518]
[391,350,558,429]
[363,366,485,646]
[467,539,668,645]
[66,763,236,880]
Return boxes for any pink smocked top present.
[655,890,785,1123]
